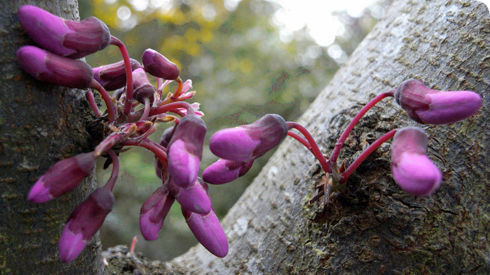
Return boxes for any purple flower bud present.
[142,48,179,80]
[139,184,175,240]
[155,126,175,179]
[17,46,93,88]
[183,208,228,258]
[391,127,442,196]
[59,187,114,262]
[209,114,288,161]
[168,115,207,188]
[395,79,482,124]
[202,159,254,184]
[18,5,110,58]
[93,59,141,91]
[28,152,96,203]
[170,178,211,214]
[132,68,155,104]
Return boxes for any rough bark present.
[0,1,103,274]
[107,0,488,273]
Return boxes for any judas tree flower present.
[132,68,156,104]
[183,208,228,258]
[167,115,207,188]
[18,5,110,58]
[169,178,211,214]
[142,48,179,80]
[395,79,482,124]
[17,46,93,88]
[59,187,114,262]
[139,184,174,240]
[93,59,141,90]
[209,114,288,161]
[391,127,442,196]
[28,152,96,203]
[202,159,254,184]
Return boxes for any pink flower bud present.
[18,5,110,58]
[139,184,175,240]
[395,79,482,124]
[183,208,228,258]
[17,46,93,88]
[93,59,141,90]
[202,159,254,184]
[209,114,288,161]
[391,127,442,196]
[170,178,211,214]
[168,115,207,188]
[28,152,96,203]
[142,48,179,80]
[132,68,155,104]
[59,187,114,262]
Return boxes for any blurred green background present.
[80,0,387,260]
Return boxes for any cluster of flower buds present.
[18,4,483,264]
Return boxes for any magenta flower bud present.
[59,187,114,262]
[17,46,93,88]
[170,178,211,214]
[202,159,254,184]
[395,79,482,124]
[168,115,207,188]
[93,59,141,90]
[142,48,179,80]
[183,208,228,258]
[391,127,442,196]
[28,152,96,203]
[18,5,110,58]
[209,114,288,161]
[139,184,175,240]
[132,68,155,104]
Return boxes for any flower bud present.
[209,114,288,161]
[155,126,175,179]
[18,5,110,58]
[183,208,228,258]
[202,159,253,184]
[395,79,482,124]
[142,48,179,80]
[132,68,155,104]
[59,187,114,262]
[93,59,141,90]
[28,152,96,203]
[168,115,207,188]
[391,127,442,196]
[170,178,211,214]
[17,46,93,88]
[139,184,175,240]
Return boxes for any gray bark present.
[158,0,488,273]
[0,1,103,274]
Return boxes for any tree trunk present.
[151,0,487,273]
[0,1,103,274]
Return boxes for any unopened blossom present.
[391,127,442,196]
[93,59,141,90]
[209,114,288,161]
[28,152,96,203]
[139,184,174,240]
[202,159,254,184]
[169,178,211,214]
[395,79,482,124]
[18,5,110,58]
[132,68,156,104]
[59,187,114,262]
[142,48,179,80]
[17,46,93,88]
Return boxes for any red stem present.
[104,150,119,191]
[110,36,134,116]
[90,79,116,122]
[140,97,151,121]
[287,131,311,150]
[330,90,394,163]
[149,101,194,117]
[86,90,101,117]
[287,122,331,173]
[340,129,397,183]
[124,139,168,170]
